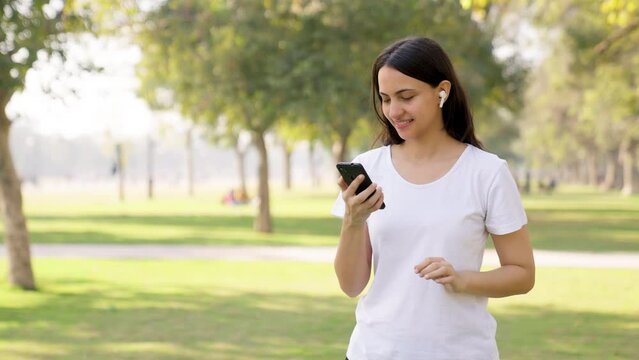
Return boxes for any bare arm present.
[334,219,373,297]
[334,175,384,298]
[415,225,535,298]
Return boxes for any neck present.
[397,129,460,162]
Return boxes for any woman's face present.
[377,65,443,141]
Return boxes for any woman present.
[332,36,535,360]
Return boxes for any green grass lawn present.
[13,187,639,252]
[20,190,342,247]
[0,260,637,359]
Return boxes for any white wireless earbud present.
[438,90,447,109]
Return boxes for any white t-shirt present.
[332,144,527,360]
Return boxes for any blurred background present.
[1,0,638,359]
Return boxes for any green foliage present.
[137,0,297,133]
[135,0,523,156]
[275,120,320,151]
[520,0,639,174]
[601,0,639,26]
[288,0,523,153]
[0,0,89,93]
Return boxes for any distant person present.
[234,188,249,204]
[538,179,546,193]
[548,178,557,192]
[539,177,557,195]
[523,170,531,194]
[222,188,249,206]
[222,189,237,205]
[332,37,535,360]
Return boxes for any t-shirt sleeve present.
[331,191,345,218]
[485,161,528,235]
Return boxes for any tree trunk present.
[332,133,349,164]
[614,160,624,190]
[523,170,531,194]
[576,161,587,184]
[586,154,597,186]
[235,146,248,196]
[283,144,292,190]
[566,162,580,184]
[309,140,319,188]
[621,139,638,196]
[332,131,350,180]
[0,92,36,290]
[600,149,617,191]
[186,126,194,197]
[253,131,272,233]
[115,143,125,202]
[147,136,154,200]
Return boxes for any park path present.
[1,244,638,269]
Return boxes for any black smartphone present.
[336,162,386,209]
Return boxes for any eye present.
[401,96,414,101]
[381,98,390,104]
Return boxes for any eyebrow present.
[379,89,415,96]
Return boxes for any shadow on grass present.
[494,304,639,359]
[525,212,639,252]
[0,280,637,359]
[0,279,353,360]
[24,215,341,246]
[22,208,639,252]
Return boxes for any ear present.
[437,80,452,109]
[437,80,451,96]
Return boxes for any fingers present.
[421,265,449,280]
[337,174,385,223]
[342,176,381,209]
[371,187,385,210]
[414,257,444,273]
[353,181,378,204]
[360,185,383,210]
[341,175,366,197]
[337,176,348,191]
[337,175,365,193]
[414,257,453,280]
[435,276,454,284]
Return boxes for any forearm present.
[334,219,372,298]
[459,264,535,298]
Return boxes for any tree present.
[137,0,300,232]
[207,115,252,197]
[274,120,322,190]
[0,0,87,289]
[136,0,524,232]
[287,0,523,163]
[519,0,639,192]
[146,135,155,199]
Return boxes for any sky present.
[7,34,168,140]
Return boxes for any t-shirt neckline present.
[385,143,471,188]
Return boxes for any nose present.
[387,100,404,121]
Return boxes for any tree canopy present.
[135,0,527,231]
[520,0,639,192]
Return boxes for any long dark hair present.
[371,36,482,148]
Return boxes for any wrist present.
[343,216,367,229]
[455,271,471,293]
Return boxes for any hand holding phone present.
[336,162,386,209]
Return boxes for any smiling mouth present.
[393,119,414,129]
